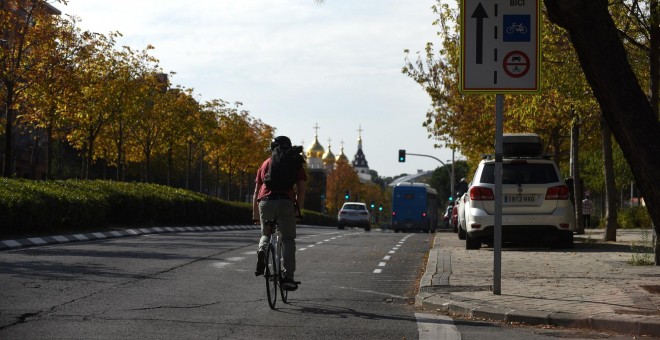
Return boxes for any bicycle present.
[263,219,300,309]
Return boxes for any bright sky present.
[61,0,461,178]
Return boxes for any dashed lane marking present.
[373,234,413,274]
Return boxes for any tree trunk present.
[199,151,204,193]
[3,86,15,177]
[571,121,585,234]
[601,114,617,241]
[544,0,660,265]
[650,0,660,265]
[46,121,53,179]
[144,145,151,183]
[167,146,173,186]
[186,142,192,190]
[550,127,561,168]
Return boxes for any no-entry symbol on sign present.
[460,0,541,93]
[503,50,530,78]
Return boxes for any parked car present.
[451,204,459,233]
[457,192,468,239]
[442,205,453,229]
[459,133,575,249]
[338,202,371,231]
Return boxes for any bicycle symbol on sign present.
[506,22,528,35]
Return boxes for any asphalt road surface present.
[0,227,640,339]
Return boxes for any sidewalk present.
[417,229,660,337]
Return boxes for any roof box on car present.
[502,133,543,158]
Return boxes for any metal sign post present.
[460,0,541,295]
[493,94,504,295]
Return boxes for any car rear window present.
[344,204,366,210]
[480,163,559,184]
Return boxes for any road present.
[0,227,638,339]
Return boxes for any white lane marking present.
[373,269,383,273]
[389,250,396,254]
[212,262,232,269]
[226,257,244,262]
[415,313,461,340]
[378,262,386,267]
[383,255,391,260]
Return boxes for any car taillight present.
[422,212,427,217]
[339,211,347,215]
[469,186,495,201]
[546,185,569,200]
[360,212,368,215]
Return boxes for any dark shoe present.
[282,277,299,291]
[255,250,265,276]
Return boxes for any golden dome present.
[322,144,336,164]
[337,145,349,163]
[306,134,325,159]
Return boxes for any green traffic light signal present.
[398,149,406,162]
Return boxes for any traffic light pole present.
[404,153,455,202]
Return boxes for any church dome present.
[322,144,336,164]
[337,145,349,163]
[306,134,325,159]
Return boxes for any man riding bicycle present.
[252,136,306,291]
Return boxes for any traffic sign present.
[460,0,541,93]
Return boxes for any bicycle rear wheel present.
[278,241,288,303]
[265,244,277,309]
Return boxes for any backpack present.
[264,145,305,191]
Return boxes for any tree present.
[544,0,660,264]
[325,161,360,215]
[429,160,470,205]
[1,0,64,177]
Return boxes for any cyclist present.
[252,136,307,290]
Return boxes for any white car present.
[459,134,575,249]
[338,202,371,231]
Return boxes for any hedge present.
[0,179,336,237]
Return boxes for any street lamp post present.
[404,152,455,201]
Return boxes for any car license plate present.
[504,195,536,205]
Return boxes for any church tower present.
[352,126,371,182]
[304,123,327,213]
[336,141,349,165]
[306,123,325,170]
[322,138,336,173]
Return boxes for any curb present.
[0,225,263,251]
[415,294,660,337]
[416,238,660,338]
[0,224,337,251]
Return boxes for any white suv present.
[458,134,575,249]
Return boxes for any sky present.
[61,0,461,178]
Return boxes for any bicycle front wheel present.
[265,244,277,309]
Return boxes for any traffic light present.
[449,196,453,202]
[344,190,350,200]
[398,149,406,162]
[378,204,383,212]
[370,201,375,210]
